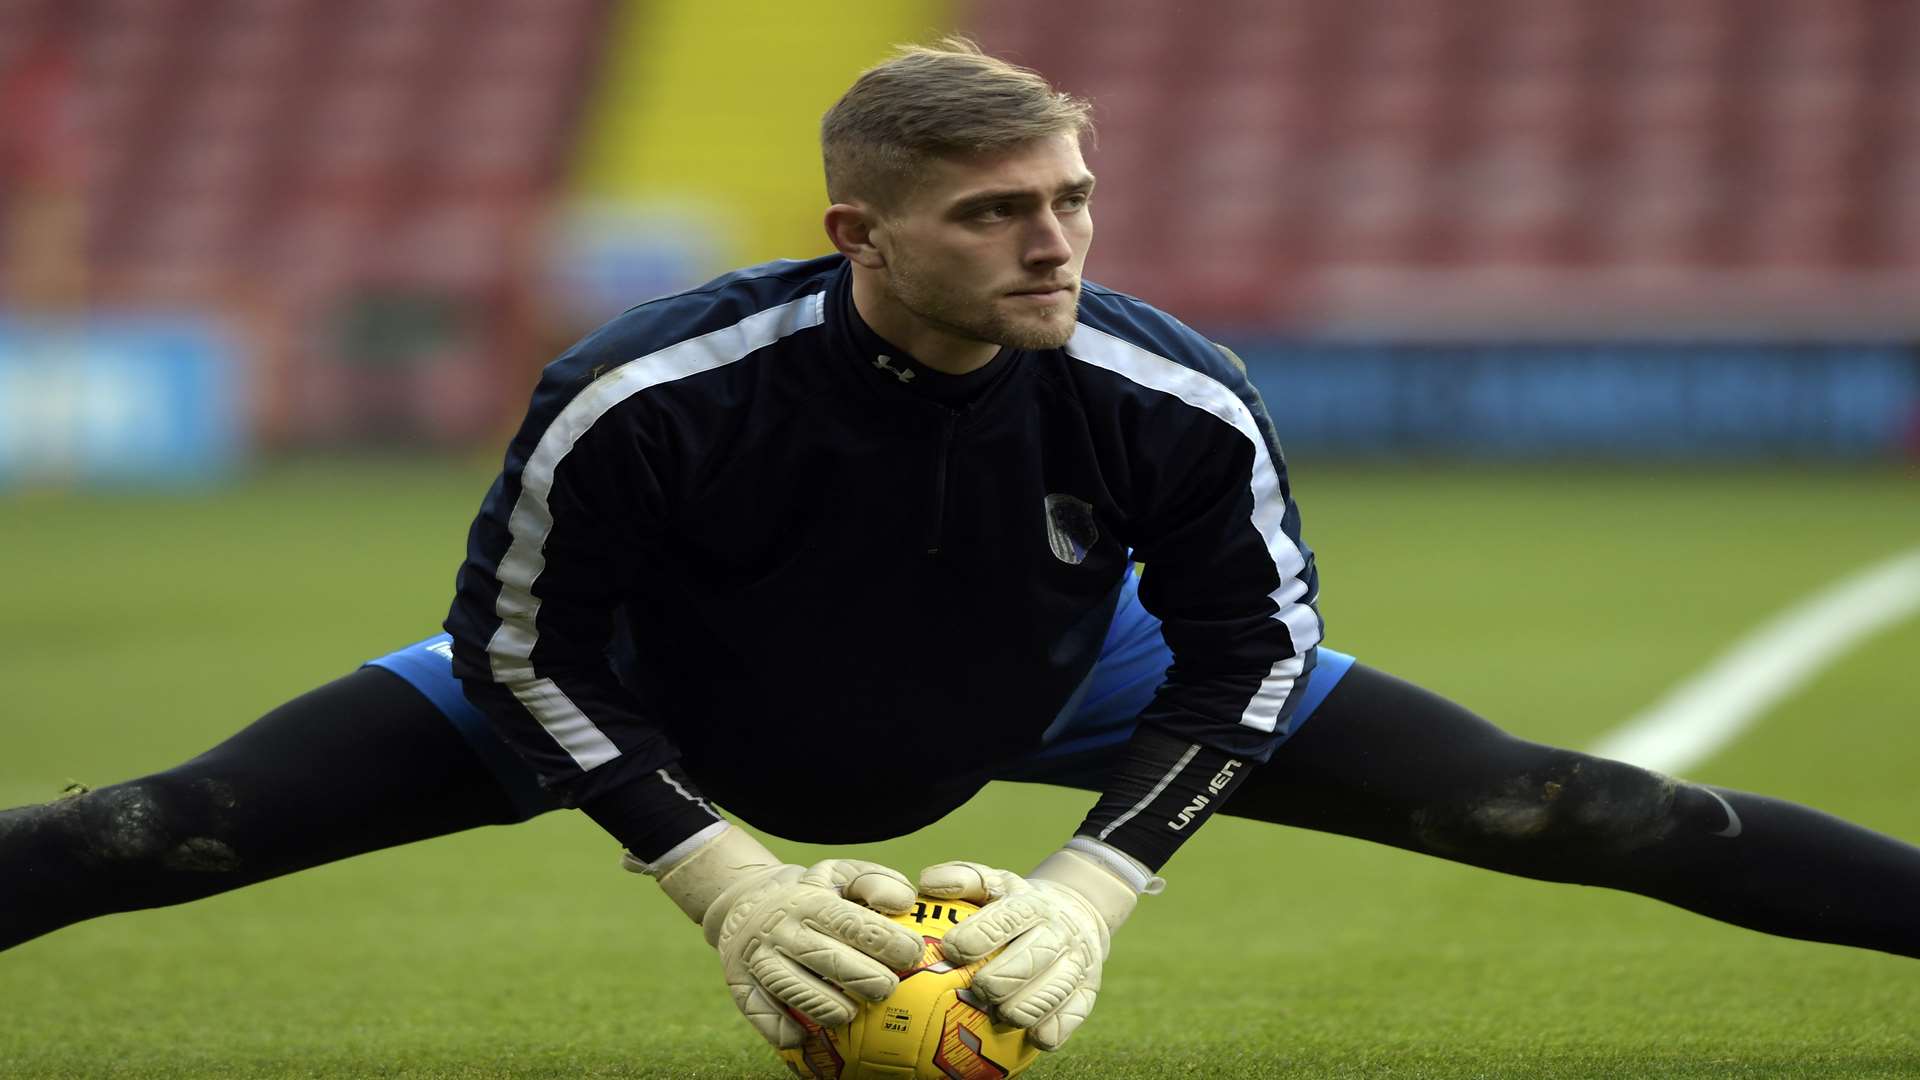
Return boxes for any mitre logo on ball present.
[778,896,1039,1080]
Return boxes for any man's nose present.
[1024,211,1073,267]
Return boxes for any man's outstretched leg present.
[1228,664,1920,958]
[0,667,522,951]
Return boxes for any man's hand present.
[634,825,925,1049]
[918,843,1151,1051]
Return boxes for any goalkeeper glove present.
[626,824,925,1049]
[917,838,1160,1051]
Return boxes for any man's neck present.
[850,271,1000,375]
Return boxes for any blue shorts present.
[369,571,1355,821]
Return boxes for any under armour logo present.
[874,354,916,383]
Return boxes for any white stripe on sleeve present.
[1096,742,1202,841]
[1065,322,1321,733]
[485,292,827,770]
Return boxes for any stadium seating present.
[6,0,1916,445]
[966,0,1920,327]
[0,0,612,442]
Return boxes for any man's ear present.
[824,203,887,269]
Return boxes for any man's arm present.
[1078,345,1318,868]
[923,338,1319,1048]
[1074,338,1318,868]
[444,360,722,863]
[444,345,922,1050]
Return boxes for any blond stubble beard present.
[886,254,1079,352]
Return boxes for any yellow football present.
[777,895,1039,1080]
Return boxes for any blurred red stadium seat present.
[963,0,1920,326]
[0,0,614,443]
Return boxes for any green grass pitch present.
[2,459,1917,1078]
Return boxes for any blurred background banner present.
[0,314,242,484]
[2,0,1918,475]
[1227,341,1920,455]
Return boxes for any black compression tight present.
[1229,664,1920,959]
[0,668,516,951]
[5,664,1917,959]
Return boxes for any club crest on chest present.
[1043,493,1098,565]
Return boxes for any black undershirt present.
[837,272,1018,407]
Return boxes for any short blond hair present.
[821,36,1093,209]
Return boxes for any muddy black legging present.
[4,664,1918,956]
[0,668,520,950]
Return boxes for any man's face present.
[872,132,1094,352]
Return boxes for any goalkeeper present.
[5,39,1919,1058]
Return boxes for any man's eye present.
[977,204,1012,221]
[1059,194,1090,212]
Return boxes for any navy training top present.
[445,255,1322,863]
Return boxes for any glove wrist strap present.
[1030,844,1153,933]
[621,820,729,877]
[649,824,783,923]
[1063,836,1167,895]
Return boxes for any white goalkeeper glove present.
[626,824,925,1050]
[917,838,1161,1051]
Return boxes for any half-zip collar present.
[830,261,1020,409]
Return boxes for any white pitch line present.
[1589,546,1920,777]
